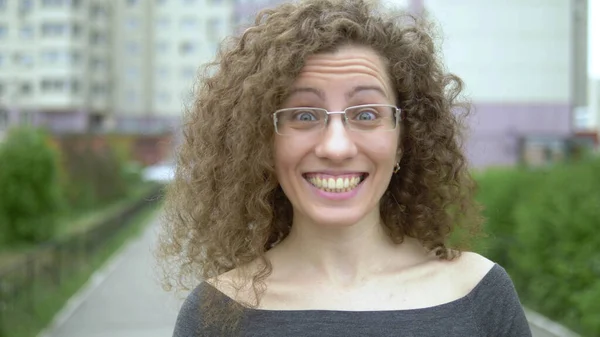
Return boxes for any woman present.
[158,0,532,336]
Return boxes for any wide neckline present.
[203,263,500,316]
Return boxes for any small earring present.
[393,162,401,174]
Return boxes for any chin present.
[304,209,371,228]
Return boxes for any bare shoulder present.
[445,251,496,294]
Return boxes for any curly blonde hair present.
[157,0,482,331]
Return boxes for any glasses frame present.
[272,104,402,136]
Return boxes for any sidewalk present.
[41,214,183,337]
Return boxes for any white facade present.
[426,0,572,103]
[0,0,233,136]
[0,0,112,134]
[111,0,233,133]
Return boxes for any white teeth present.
[327,178,335,189]
[307,175,364,193]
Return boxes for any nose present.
[314,114,358,162]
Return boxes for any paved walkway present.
[41,214,183,337]
[39,212,564,337]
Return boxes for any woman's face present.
[273,45,400,228]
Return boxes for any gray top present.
[173,264,532,336]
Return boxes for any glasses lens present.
[275,108,326,135]
[345,105,397,131]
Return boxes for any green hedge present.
[476,157,600,336]
[0,129,145,246]
[0,128,64,244]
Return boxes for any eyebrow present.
[288,85,388,101]
[345,85,388,100]
[288,87,325,100]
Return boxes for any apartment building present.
[0,0,233,137]
[426,0,588,167]
[112,0,232,134]
[0,0,112,136]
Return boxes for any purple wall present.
[466,102,571,168]
[41,110,88,133]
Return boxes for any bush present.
[0,127,64,244]
[476,157,600,336]
[474,167,542,266]
[56,135,131,210]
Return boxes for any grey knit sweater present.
[173,264,532,336]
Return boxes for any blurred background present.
[0,0,598,337]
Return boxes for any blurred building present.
[0,0,233,139]
[426,0,588,167]
[111,0,232,134]
[0,0,112,135]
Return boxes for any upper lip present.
[303,170,367,176]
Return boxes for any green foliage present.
[476,157,600,336]
[474,167,542,265]
[57,135,132,210]
[0,127,64,244]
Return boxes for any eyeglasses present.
[272,104,401,136]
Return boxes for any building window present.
[126,90,137,103]
[41,79,66,92]
[157,91,170,103]
[14,53,34,66]
[156,66,169,78]
[125,41,140,54]
[155,41,169,53]
[207,18,223,37]
[19,0,34,13]
[71,23,82,37]
[41,50,60,64]
[156,17,170,30]
[181,66,196,80]
[126,66,139,79]
[92,83,106,94]
[42,22,67,37]
[0,25,7,39]
[180,18,198,31]
[91,58,106,71]
[125,17,139,30]
[20,25,34,39]
[42,0,64,7]
[91,31,107,44]
[71,51,82,64]
[179,41,196,55]
[69,79,80,93]
[20,83,32,95]
[91,5,107,19]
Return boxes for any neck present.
[272,211,421,287]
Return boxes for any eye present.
[354,108,378,121]
[292,110,318,121]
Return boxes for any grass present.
[1,198,161,337]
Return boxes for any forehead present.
[293,45,393,98]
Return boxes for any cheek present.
[273,138,301,174]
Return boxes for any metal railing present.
[0,186,161,334]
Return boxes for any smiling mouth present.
[302,173,368,193]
